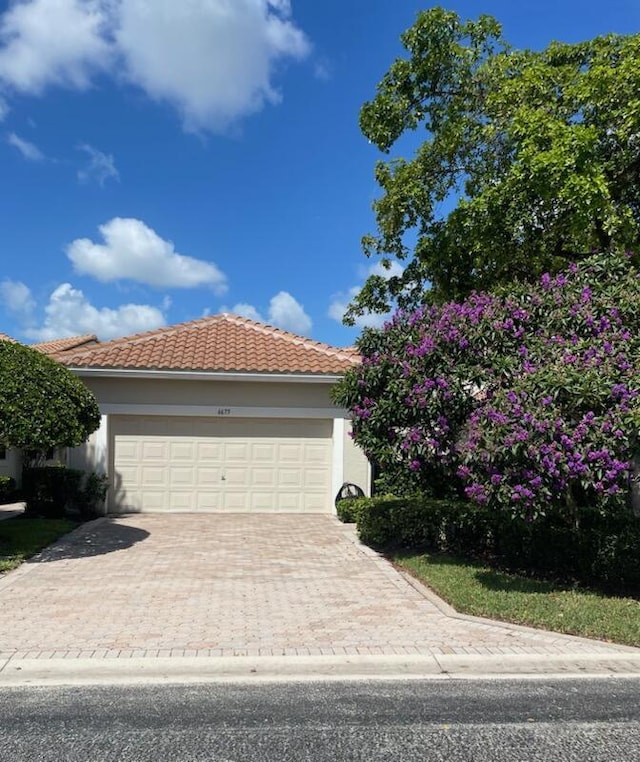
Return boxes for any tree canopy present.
[346,7,640,323]
[334,252,640,520]
[0,340,100,455]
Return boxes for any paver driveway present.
[0,514,634,660]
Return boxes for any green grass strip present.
[0,518,77,573]
[394,551,640,647]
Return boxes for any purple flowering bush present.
[333,252,640,520]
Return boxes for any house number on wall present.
[216,408,232,416]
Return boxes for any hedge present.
[0,475,16,504]
[347,495,640,592]
[22,466,84,519]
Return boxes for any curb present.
[1,653,640,687]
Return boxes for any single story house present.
[6,315,370,514]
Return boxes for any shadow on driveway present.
[32,519,150,563]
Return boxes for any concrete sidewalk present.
[0,514,638,686]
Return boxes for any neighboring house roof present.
[48,314,360,375]
[31,334,100,355]
[0,332,17,343]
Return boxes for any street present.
[1,677,639,761]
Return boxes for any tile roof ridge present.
[55,314,259,364]
[219,313,357,361]
[32,333,98,349]
[55,317,219,359]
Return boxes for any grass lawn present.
[394,551,640,647]
[0,517,77,573]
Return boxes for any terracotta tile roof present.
[31,334,100,355]
[0,332,17,343]
[53,314,360,375]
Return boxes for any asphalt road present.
[1,677,639,761]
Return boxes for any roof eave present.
[67,367,349,384]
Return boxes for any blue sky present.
[0,0,638,348]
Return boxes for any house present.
[31,314,370,514]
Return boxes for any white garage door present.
[110,416,333,513]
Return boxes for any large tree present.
[346,7,640,323]
[335,251,640,520]
[0,340,100,458]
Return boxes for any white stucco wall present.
[342,419,371,496]
[80,376,338,410]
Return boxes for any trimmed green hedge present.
[336,496,377,524]
[351,495,640,592]
[0,475,16,504]
[22,466,84,519]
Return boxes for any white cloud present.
[24,282,166,341]
[0,97,8,121]
[267,290,311,334]
[227,290,312,334]
[329,261,404,329]
[116,0,310,132]
[328,287,387,329]
[229,302,263,322]
[7,130,43,160]
[77,143,119,186]
[0,278,36,318]
[0,0,310,132]
[67,217,228,292]
[0,0,111,94]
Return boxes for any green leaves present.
[0,342,100,453]
[350,7,640,322]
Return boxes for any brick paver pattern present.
[0,515,635,660]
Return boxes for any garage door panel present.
[253,468,276,487]
[304,497,326,512]
[116,440,139,461]
[251,443,276,462]
[118,465,140,485]
[170,441,195,460]
[279,443,303,462]
[197,442,224,461]
[168,466,194,485]
[224,491,250,511]
[196,491,224,511]
[139,491,165,510]
[141,441,167,460]
[111,415,332,513]
[141,467,167,486]
[277,469,301,487]
[305,443,328,462]
[304,469,329,488]
[277,493,302,511]
[225,442,250,462]
[224,466,249,486]
[168,491,200,511]
[195,466,223,486]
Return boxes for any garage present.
[45,313,371,514]
[111,415,333,513]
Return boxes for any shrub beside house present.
[334,252,640,591]
[0,334,102,515]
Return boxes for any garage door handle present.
[221,474,226,481]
